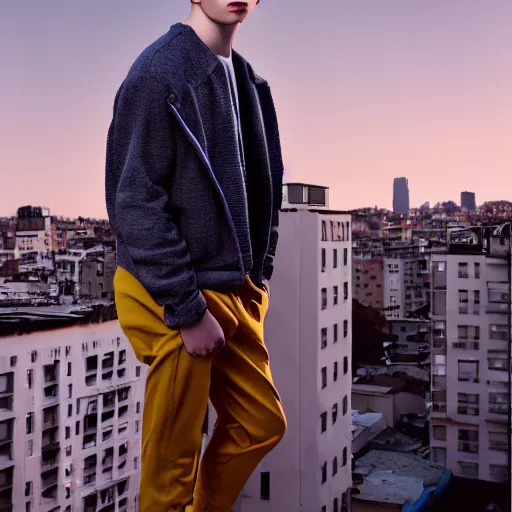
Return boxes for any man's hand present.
[180,310,225,357]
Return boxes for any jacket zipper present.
[251,82,273,258]
[167,100,243,269]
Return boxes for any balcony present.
[41,469,58,498]
[487,302,509,314]
[41,456,59,472]
[432,337,446,352]
[431,402,446,418]
[457,405,479,416]
[488,339,509,353]
[458,441,479,454]
[432,375,446,390]
[452,341,479,350]
[41,441,60,454]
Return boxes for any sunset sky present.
[1,1,511,218]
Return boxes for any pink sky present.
[1,1,511,218]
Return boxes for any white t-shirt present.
[217,52,245,173]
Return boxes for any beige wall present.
[393,391,426,419]
[352,393,394,427]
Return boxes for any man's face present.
[197,0,260,25]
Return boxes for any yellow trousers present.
[114,266,287,512]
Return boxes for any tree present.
[352,299,387,369]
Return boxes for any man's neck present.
[183,9,239,58]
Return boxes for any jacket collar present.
[169,22,267,87]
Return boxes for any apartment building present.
[383,243,429,320]
[352,258,384,309]
[234,183,352,512]
[0,304,145,512]
[430,226,510,484]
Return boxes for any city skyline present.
[1,0,511,217]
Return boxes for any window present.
[489,432,508,451]
[136,402,141,414]
[343,357,348,375]
[343,282,348,301]
[67,404,72,417]
[343,320,348,338]
[333,498,339,512]
[346,221,350,240]
[457,393,479,416]
[332,457,338,476]
[25,481,32,497]
[474,262,480,278]
[458,262,468,278]
[26,370,33,390]
[68,384,72,398]
[321,328,327,349]
[473,290,480,304]
[342,396,348,415]
[458,289,468,303]
[321,221,327,241]
[65,426,70,439]
[321,288,327,310]
[432,447,446,466]
[321,412,327,433]
[260,472,270,500]
[9,356,16,368]
[67,362,72,376]
[321,462,327,484]
[458,360,478,382]
[489,324,508,341]
[458,461,478,478]
[432,425,446,441]
[488,357,508,372]
[489,464,508,483]
[343,248,348,266]
[321,248,326,272]
[26,440,33,457]
[458,429,479,453]
[333,362,338,382]
[321,367,327,389]
[75,421,80,435]
[135,420,140,433]
[332,403,338,424]
[342,447,347,466]
[333,249,338,268]
[333,323,338,343]
[135,366,141,377]
[65,445,72,456]
[26,413,33,435]
[333,286,339,305]
[488,392,508,415]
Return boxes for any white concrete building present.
[0,304,145,512]
[234,184,353,512]
[430,226,510,484]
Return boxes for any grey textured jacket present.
[105,23,284,329]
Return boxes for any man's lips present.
[228,1,248,7]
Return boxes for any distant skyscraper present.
[461,191,476,212]
[393,177,410,216]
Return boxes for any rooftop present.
[0,301,116,336]
[353,449,445,506]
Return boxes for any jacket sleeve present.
[110,74,207,328]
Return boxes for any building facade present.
[352,258,384,309]
[461,192,477,212]
[430,227,510,484]
[0,308,145,512]
[392,177,410,217]
[234,184,353,512]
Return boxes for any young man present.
[105,1,286,510]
